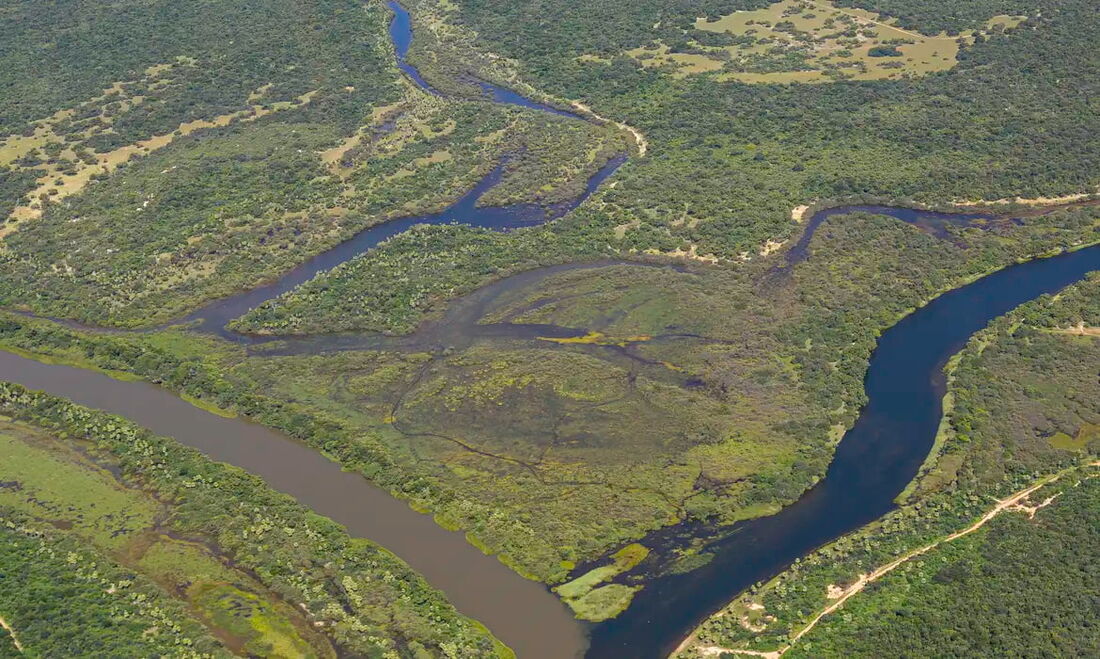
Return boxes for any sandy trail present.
[681,463,1096,658]
[956,190,1099,207]
[0,615,23,653]
[570,101,648,156]
[1052,322,1100,337]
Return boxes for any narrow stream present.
[1,2,1098,658]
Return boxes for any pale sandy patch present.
[655,244,720,264]
[740,616,767,632]
[791,205,811,222]
[1052,322,1100,337]
[0,615,22,652]
[570,101,648,156]
[614,219,641,239]
[956,189,1099,207]
[759,239,787,257]
[3,90,317,236]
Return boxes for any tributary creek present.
[0,2,1097,658]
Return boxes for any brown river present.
[0,349,587,657]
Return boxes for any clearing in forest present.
[0,421,323,656]
[619,0,1024,83]
[0,60,315,233]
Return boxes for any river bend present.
[1,2,1098,658]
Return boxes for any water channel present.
[0,2,1097,657]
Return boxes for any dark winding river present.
[1,2,1098,658]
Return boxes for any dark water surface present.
[2,2,1098,658]
[586,243,1100,658]
[184,154,624,342]
[174,0,622,344]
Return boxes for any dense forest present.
[0,0,397,136]
[0,0,619,327]
[786,475,1100,657]
[680,274,1100,656]
[229,0,1100,340]
[1,517,226,658]
[402,0,1098,258]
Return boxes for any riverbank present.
[2,203,1098,658]
[677,274,1100,657]
[686,462,1095,658]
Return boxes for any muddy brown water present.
[3,1,1099,657]
[0,349,587,658]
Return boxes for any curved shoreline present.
[2,3,1099,659]
[586,240,1100,658]
[4,219,1097,659]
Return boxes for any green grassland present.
[679,273,1100,657]
[3,205,1098,591]
[0,386,506,657]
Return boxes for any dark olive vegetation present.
[1,0,1098,640]
[408,0,1098,259]
[0,385,507,658]
[231,219,614,335]
[0,0,619,327]
[0,519,227,658]
[3,206,1098,587]
[680,274,1100,657]
[0,0,397,137]
[785,478,1100,658]
[834,0,1032,34]
[0,168,38,219]
[0,99,619,327]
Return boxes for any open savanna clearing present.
[0,419,326,657]
[0,68,316,233]
[622,0,1024,83]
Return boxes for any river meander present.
[1,2,1098,658]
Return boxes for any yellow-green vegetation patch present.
[555,543,649,620]
[192,583,319,658]
[537,331,653,347]
[563,584,639,622]
[985,14,1027,30]
[0,418,324,657]
[137,536,322,656]
[1049,423,1098,452]
[0,426,159,552]
[615,0,1019,83]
